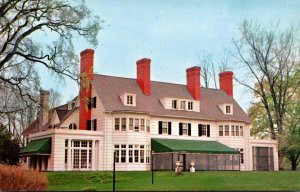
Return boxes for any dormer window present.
[218,104,233,115]
[69,123,77,130]
[172,100,178,109]
[225,105,231,114]
[180,101,186,110]
[188,101,193,110]
[120,93,136,106]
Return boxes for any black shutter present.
[158,121,162,134]
[87,120,91,130]
[188,123,191,136]
[93,97,97,108]
[198,124,202,136]
[179,123,183,135]
[88,98,92,109]
[207,125,210,137]
[168,122,172,135]
[93,119,97,131]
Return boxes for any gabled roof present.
[22,119,39,135]
[92,74,251,124]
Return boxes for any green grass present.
[47,171,300,191]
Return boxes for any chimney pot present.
[219,71,233,97]
[136,58,151,96]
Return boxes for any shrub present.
[0,164,48,191]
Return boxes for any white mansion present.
[21,49,278,171]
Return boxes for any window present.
[127,95,133,105]
[158,121,171,135]
[225,125,229,136]
[69,123,77,130]
[225,105,231,114]
[146,119,150,132]
[121,118,126,131]
[179,123,191,136]
[240,126,243,136]
[146,145,151,163]
[140,145,145,163]
[128,145,133,163]
[114,144,151,164]
[231,125,235,136]
[134,118,139,132]
[121,145,126,163]
[114,145,120,163]
[115,118,120,131]
[87,120,96,131]
[188,101,193,110]
[129,118,133,130]
[70,140,92,170]
[198,124,210,137]
[162,122,168,134]
[235,125,239,136]
[240,149,244,164]
[172,100,178,109]
[88,97,96,109]
[219,125,223,136]
[180,101,186,110]
[140,119,145,132]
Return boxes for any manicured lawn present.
[47,171,300,191]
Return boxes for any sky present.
[40,0,300,110]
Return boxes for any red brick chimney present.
[186,66,201,100]
[136,58,151,96]
[219,71,233,97]
[79,49,94,130]
[39,90,50,130]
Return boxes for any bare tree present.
[233,20,300,169]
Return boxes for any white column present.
[67,139,72,170]
[92,140,96,170]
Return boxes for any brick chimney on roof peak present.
[79,49,94,130]
[136,58,151,96]
[39,89,50,130]
[219,71,233,97]
[186,66,201,100]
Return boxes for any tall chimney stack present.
[39,90,50,130]
[79,49,94,130]
[186,66,201,100]
[136,58,151,96]
[219,71,233,97]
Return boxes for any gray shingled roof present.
[92,74,251,124]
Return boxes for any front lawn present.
[47,171,300,191]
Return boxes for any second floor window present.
[179,123,191,136]
[198,124,210,137]
[219,125,223,136]
[158,121,171,135]
[188,101,193,110]
[172,100,177,109]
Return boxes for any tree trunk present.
[291,161,297,171]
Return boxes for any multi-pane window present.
[201,125,207,136]
[121,118,126,131]
[146,119,150,132]
[69,123,77,130]
[188,101,193,110]
[88,97,96,109]
[225,125,230,136]
[240,149,244,164]
[68,140,93,170]
[219,125,223,136]
[231,125,235,136]
[134,118,139,132]
[182,123,188,135]
[198,124,210,137]
[115,118,120,131]
[172,100,178,109]
[240,126,243,136]
[236,125,239,136]
[127,95,133,105]
[114,144,150,164]
[225,105,231,114]
[140,119,145,131]
[162,122,168,134]
[129,118,133,130]
[180,101,186,110]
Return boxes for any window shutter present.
[198,124,202,136]
[87,120,91,130]
[179,123,183,135]
[93,119,97,131]
[168,122,172,135]
[158,121,162,134]
[188,123,191,136]
[88,98,92,109]
[207,125,210,137]
[93,97,97,108]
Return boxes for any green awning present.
[151,138,239,154]
[20,137,51,155]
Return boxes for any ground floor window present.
[114,144,151,164]
[65,140,93,170]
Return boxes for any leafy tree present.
[0,124,20,165]
[233,20,300,169]
[0,0,100,136]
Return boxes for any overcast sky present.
[39,0,300,110]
